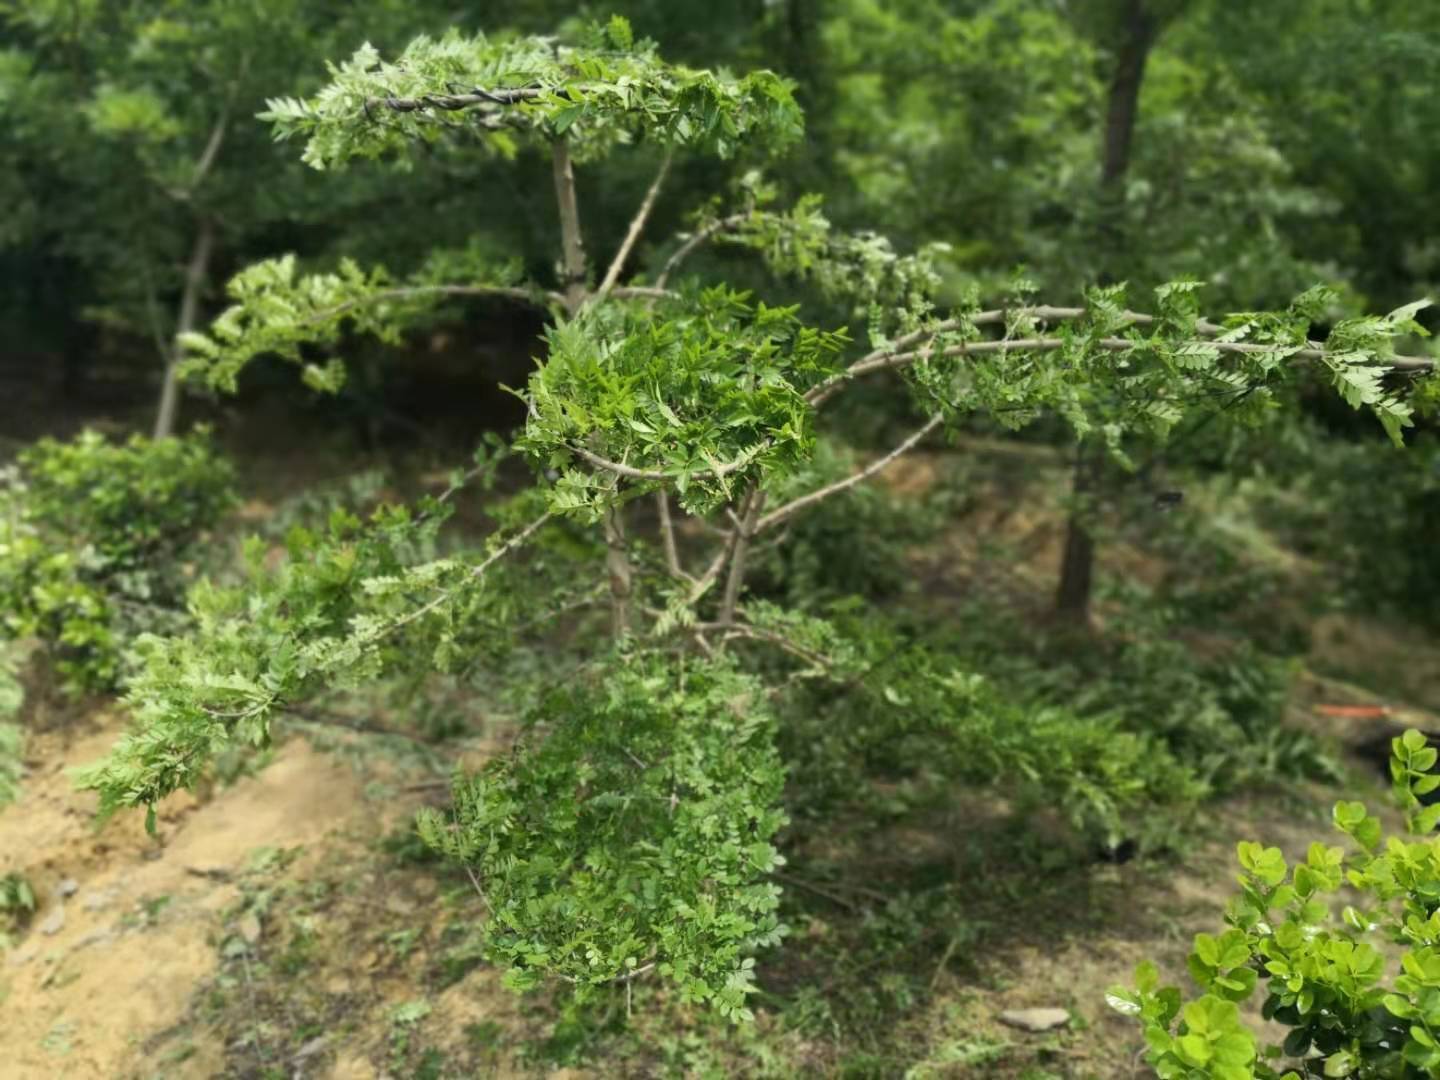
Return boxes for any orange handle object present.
[1313,704,1392,719]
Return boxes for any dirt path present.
[0,713,376,1078]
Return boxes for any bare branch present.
[594,152,673,304]
[155,218,216,438]
[190,111,230,193]
[603,504,632,639]
[757,414,944,533]
[687,533,736,605]
[369,86,548,112]
[654,213,747,291]
[719,489,764,625]
[610,285,677,301]
[655,491,685,579]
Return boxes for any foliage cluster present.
[418,656,786,1019]
[0,430,234,692]
[1113,730,1440,1079]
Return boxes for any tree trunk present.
[550,140,588,317]
[550,138,636,640]
[1054,446,1099,622]
[153,219,215,440]
[1097,0,1158,261]
[1053,0,1159,624]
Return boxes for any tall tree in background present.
[1055,0,1169,623]
[0,0,460,437]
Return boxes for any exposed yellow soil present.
[0,711,422,1079]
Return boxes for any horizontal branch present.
[567,440,767,483]
[369,86,548,113]
[806,308,1435,407]
[552,301,1431,488]
[608,285,676,301]
[756,414,943,533]
[853,335,1433,383]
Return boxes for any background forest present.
[2,1,1440,1078]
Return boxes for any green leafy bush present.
[417,656,786,1020]
[0,430,234,692]
[779,618,1203,847]
[948,583,1332,794]
[1111,729,1440,1079]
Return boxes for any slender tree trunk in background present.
[1097,0,1157,254]
[153,219,215,440]
[1054,0,1159,624]
[1055,447,1099,620]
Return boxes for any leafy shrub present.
[1111,729,1440,1079]
[416,656,787,1020]
[776,612,1203,847]
[0,430,235,692]
[930,595,1333,796]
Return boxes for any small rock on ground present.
[999,1007,1070,1033]
[39,905,65,936]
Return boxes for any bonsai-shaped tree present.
[81,17,1437,1018]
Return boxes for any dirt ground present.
[0,710,544,1079]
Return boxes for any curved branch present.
[594,152,673,304]
[756,414,943,533]
[654,214,747,291]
